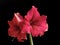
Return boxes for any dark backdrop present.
[0,0,49,45]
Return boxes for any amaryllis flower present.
[8,6,48,43]
[8,13,27,42]
[25,6,48,37]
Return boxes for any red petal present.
[12,12,23,25]
[25,7,34,21]
[17,33,27,42]
[21,20,31,34]
[8,21,14,27]
[32,6,40,20]
[39,15,48,31]
[30,16,48,37]
[25,6,40,22]
[31,26,41,37]
[8,27,19,37]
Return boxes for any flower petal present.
[25,6,40,22]
[8,27,19,37]
[17,33,27,42]
[12,12,23,25]
[31,26,41,37]
[20,20,31,34]
[32,6,40,20]
[8,21,14,27]
[14,12,23,22]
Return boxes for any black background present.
[0,0,50,45]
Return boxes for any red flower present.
[25,6,48,37]
[8,13,27,42]
[8,6,48,42]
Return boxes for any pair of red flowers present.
[8,6,48,42]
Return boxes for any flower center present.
[30,21,36,25]
[14,25,21,31]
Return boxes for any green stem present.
[29,34,34,45]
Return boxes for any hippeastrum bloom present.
[8,13,27,42]
[8,6,48,43]
[25,6,48,37]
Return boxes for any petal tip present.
[32,6,35,8]
[32,6,37,9]
[14,13,22,22]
